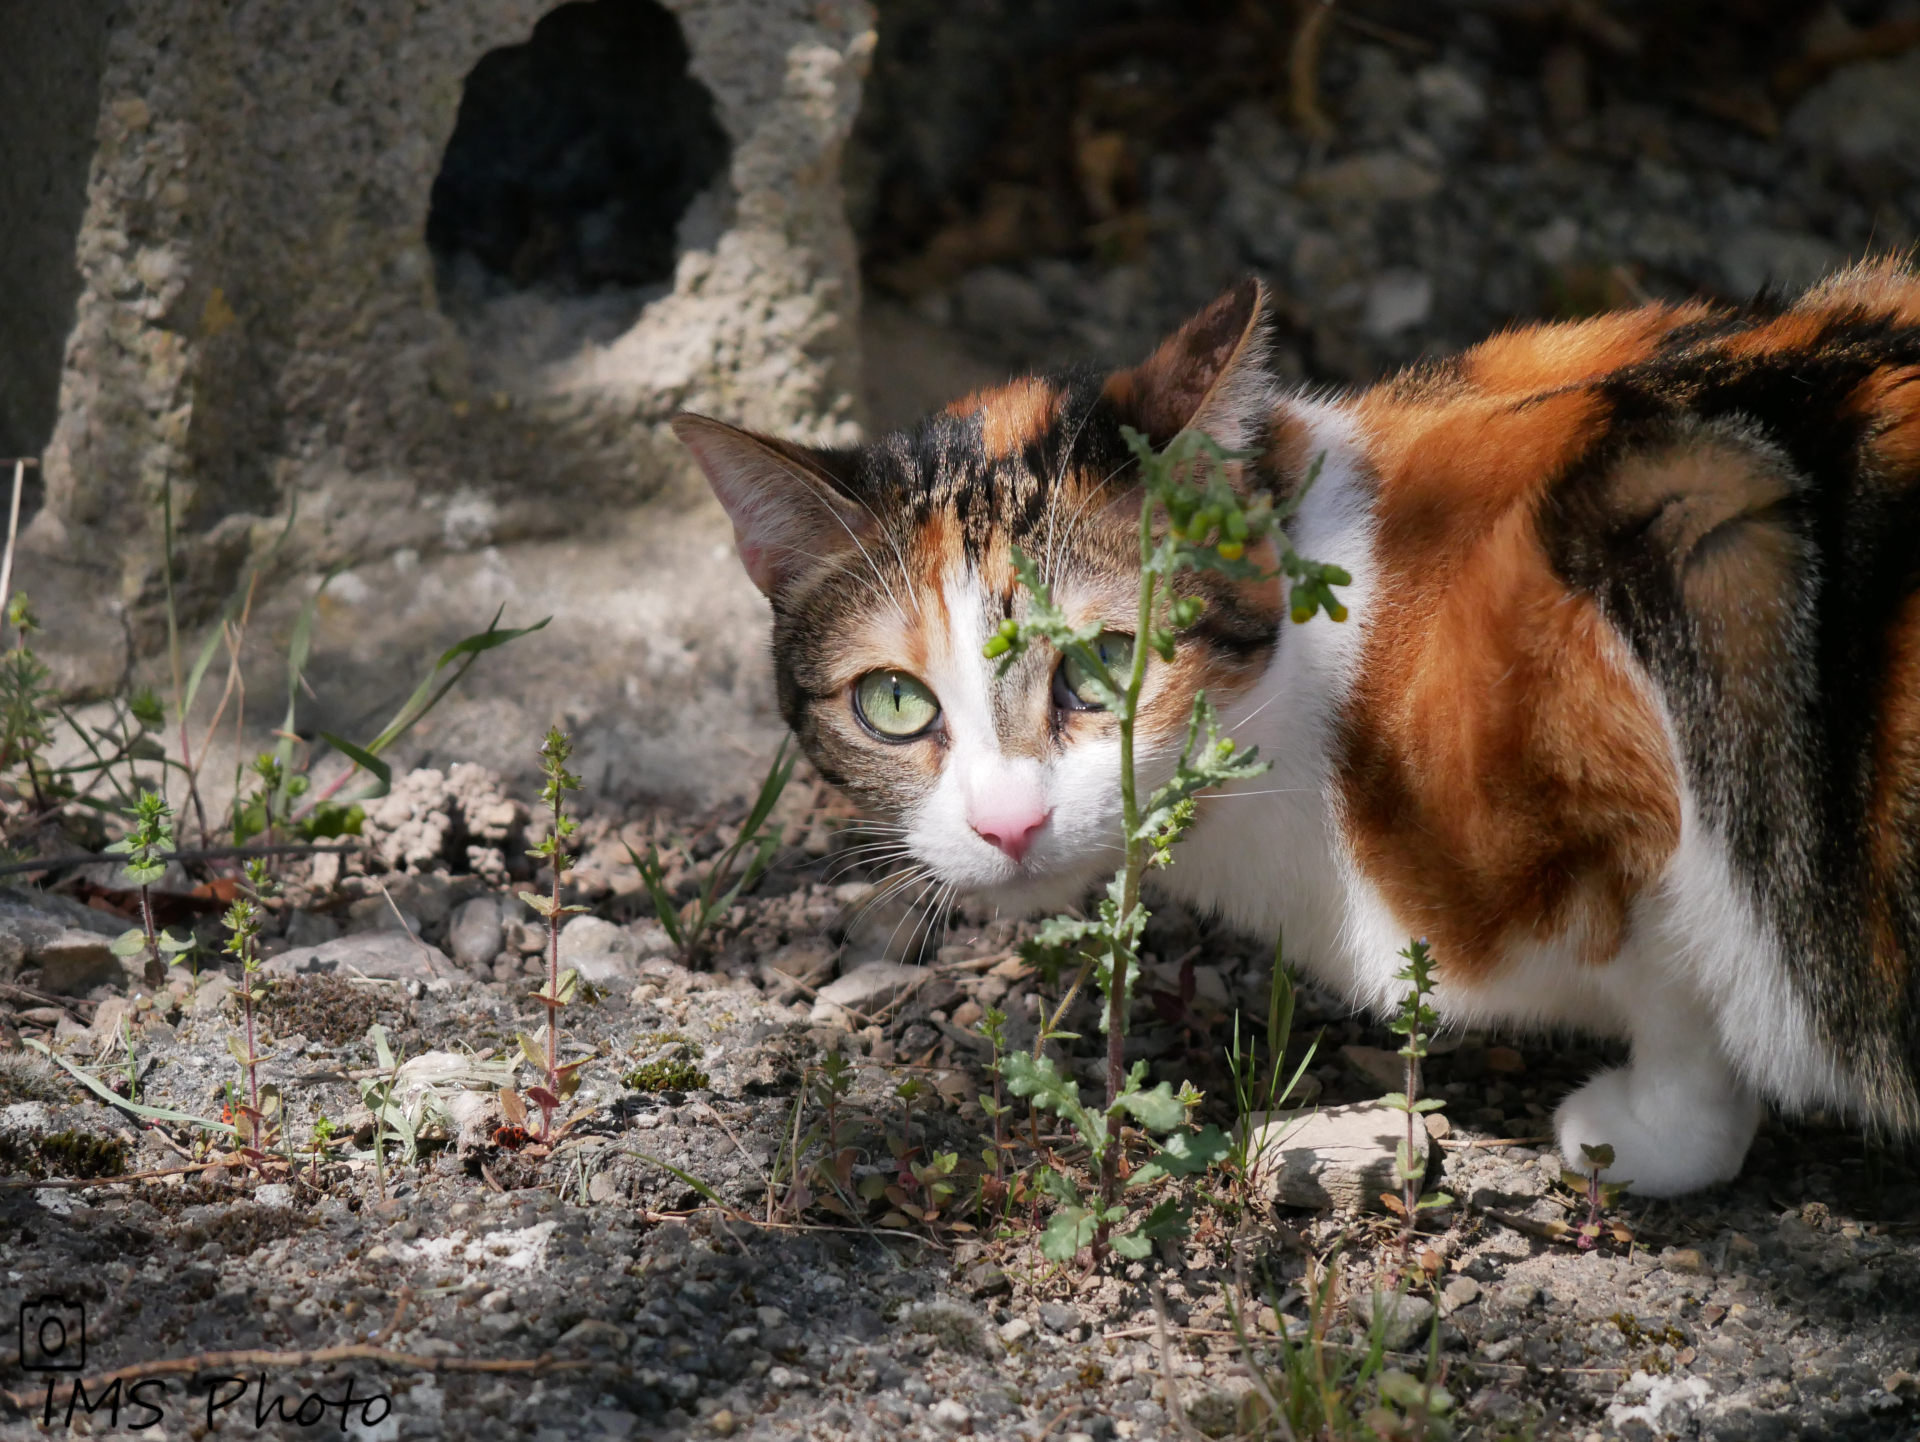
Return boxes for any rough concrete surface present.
[13,0,873,663]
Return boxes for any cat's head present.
[674,281,1290,912]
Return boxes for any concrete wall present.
[0,0,120,471]
[22,0,873,674]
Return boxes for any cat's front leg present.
[1554,984,1761,1197]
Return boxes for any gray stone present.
[558,1318,629,1353]
[1037,1302,1082,1334]
[1361,270,1433,338]
[1240,1102,1430,1212]
[1349,1290,1436,1350]
[448,896,504,970]
[757,938,836,994]
[1787,49,1920,186]
[35,929,123,994]
[1297,150,1442,204]
[185,972,234,1015]
[1492,1281,1541,1312]
[568,952,639,986]
[263,931,450,982]
[810,961,923,1025]
[347,896,422,937]
[957,267,1050,335]
[283,910,343,949]
[1439,1276,1480,1315]
[559,915,633,960]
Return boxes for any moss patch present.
[622,1058,710,1092]
[0,1128,127,1180]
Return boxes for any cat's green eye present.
[853,670,941,739]
[1056,632,1135,711]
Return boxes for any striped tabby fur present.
[676,262,1920,1195]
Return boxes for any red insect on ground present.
[491,1125,530,1151]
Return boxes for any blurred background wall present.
[4,0,1915,800]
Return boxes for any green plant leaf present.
[110,928,148,958]
[297,799,365,840]
[1040,1205,1097,1263]
[1117,1079,1187,1132]
[26,1040,236,1135]
[516,1031,548,1071]
[624,841,686,949]
[316,732,392,802]
[1112,1195,1187,1258]
[368,1023,395,1073]
[358,611,552,763]
[1129,1123,1231,1189]
[632,1150,727,1208]
[1034,1165,1081,1207]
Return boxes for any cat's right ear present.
[672,415,872,598]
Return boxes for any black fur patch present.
[1542,305,1920,1127]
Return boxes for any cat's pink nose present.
[971,808,1049,863]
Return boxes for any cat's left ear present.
[1101,277,1272,453]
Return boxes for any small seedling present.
[106,791,192,987]
[630,739,795,963]
[309,1114,336,1186]
[222,860,281,1169]
[1378,939,1452,1273]
[1225,931,1321,1202]
[517,727,588,1140]
[1562,1142,1634,1250]
[975,1006,1015,1208]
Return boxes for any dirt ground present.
[2,763,1917,1442]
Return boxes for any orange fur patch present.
[948,377,1058,459]
[1462,305,1707,398]
[1340,380,1681,981]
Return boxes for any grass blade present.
[317,732,392,799]
[632,1149,734,1211]
[625,841,686,948]
[361,610,551,758]
[739,737,795,837]
[27,1040,236,1135]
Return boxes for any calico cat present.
[674,262,1920,1197]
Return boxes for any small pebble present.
[931,1399,970,1430]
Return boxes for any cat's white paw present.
[1554,1066,1760,1198]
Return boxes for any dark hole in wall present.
[0,0,119,524]
[426,0,730,304]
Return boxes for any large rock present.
[1241,1101,1431,1212]
[810,961,923,1026]
[567,953,639,987]
[558,915,634,960]
[35,930,126,995]
[448,895,504,970]
[0,888,123,984]
[263,932,452,982]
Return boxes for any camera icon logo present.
[18,1296,85,1372]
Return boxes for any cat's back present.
[1327,261,1920,1127]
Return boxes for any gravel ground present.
[851,0,1920,398]
[1,760,1917,1442]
